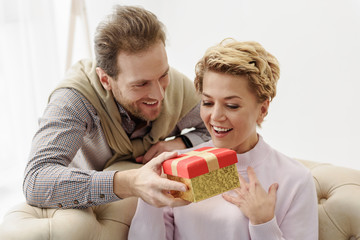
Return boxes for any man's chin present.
[141,106,162,121]
[144,112,161,121]
[133,109,161,122]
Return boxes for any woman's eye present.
[202,101,213,106]
[227,104,239,109]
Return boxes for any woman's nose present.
[211,104,226,122]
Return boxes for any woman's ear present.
[257,99,270,125]
[96,67,112,91]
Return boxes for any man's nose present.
[148,81,165,100]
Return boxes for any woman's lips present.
[211,125,233,137]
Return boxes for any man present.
[23,5,209,209]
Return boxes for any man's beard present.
[122,100,163,122]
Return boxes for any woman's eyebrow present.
[202,92,242,100]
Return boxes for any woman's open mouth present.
[212,125,233,135]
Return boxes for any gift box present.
[162,147,240,202]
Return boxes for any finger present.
[233,188,242,195]
[147,151,178,168]
[135,156,144,163]
[151,148,163,159]
[161,190,191,207]
[169,198,191,208]
[222,193,241,206]
[247,166,259,184]
[247,167,261,193]
[238,173,248,188]
[143,146,158,163]
[232,188,246,198]
[149,191,174,208]
[268,183,279,199]
[157,177,187,192]
[153,192,190,208]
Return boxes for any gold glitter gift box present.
[162,147,240,202]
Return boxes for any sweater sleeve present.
[249,170,318,240]
[278,170,319,239]
[176,103,211,147]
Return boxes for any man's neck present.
[129,114,148,131]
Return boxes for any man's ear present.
[96,67,112,91]
[257,99,270,125]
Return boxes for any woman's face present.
[200,71,269,154]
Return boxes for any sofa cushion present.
[1,159,360,240]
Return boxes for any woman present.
[129,39,318,239]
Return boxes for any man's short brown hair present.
[94,5,166,78]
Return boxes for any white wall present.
[81,0,360,170]
[1,0,359,222]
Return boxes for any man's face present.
[109,41,169,121]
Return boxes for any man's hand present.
[136,137,186,164]
[114,152,190,208]
[222,166,278,225]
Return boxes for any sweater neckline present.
[205,135,270,172]
[235,135,270,171]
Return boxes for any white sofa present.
[1,159,359,240]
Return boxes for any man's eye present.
[160,72,169,79]
[136,82,147,87]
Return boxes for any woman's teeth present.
[213,126,232,133]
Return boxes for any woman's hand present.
[222,166,278,225]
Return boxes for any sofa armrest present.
[297,159,360,240]
[0,161,142,240]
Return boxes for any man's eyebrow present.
[132,67,170,84]
[132,79,149,84]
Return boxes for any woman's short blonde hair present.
[194,39,280,103]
